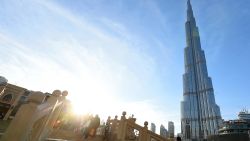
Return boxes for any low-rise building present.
[208,110,250,141]
[0,83,29,120]
[239,109,250,122]
[219,120,250,135]
[0,76,52,120]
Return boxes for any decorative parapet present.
[106,111,168,141]
[27,91,46,104]
[1,90,68,141]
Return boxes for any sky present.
[0,0,250,134]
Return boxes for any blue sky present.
[0,0,250,134]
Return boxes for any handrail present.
[1,90,67,141]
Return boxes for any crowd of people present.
[53,113,101,139]
[81,114,101,138]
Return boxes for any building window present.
[2,94,13,103]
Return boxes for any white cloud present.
[0,0,181,133]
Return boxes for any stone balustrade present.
[105,111,168,141]
[1,90,68,141]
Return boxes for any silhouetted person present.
[0,112,4,119]
[93,115,100,128]
[177,136,181,141]
[90,115,100,136]
[84,114,101,138]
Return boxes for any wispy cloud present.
[0,0,177,132]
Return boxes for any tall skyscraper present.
[160,125,168,138]
[150,123,156,133]
[168,121,175,138]
[181,0,222,140]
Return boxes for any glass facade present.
[181,0,222,140]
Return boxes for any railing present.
[106,112,168,141]
[1,90,68,141]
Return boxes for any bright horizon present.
[1,0,250,134]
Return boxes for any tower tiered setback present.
[181,0,222,140]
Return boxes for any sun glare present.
[67,77,118,117]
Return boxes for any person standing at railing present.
[88,114,100,137]
[103,116,111,140]
[83,114,100,138]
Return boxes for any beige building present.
[0,83,29,120]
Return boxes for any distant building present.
[218,110,250,135]
[168,121,174,138]
[218,120,250,135]
[208,110,250,141]
[160,125,168,138]
[238,109,250,122]
[150,123,156,133]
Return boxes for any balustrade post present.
[117,111,127,140]
[35,90,62,141]
[139,121,149,141]
[48,90,67,127]
[1,91,45,141]
[110,115,119,140]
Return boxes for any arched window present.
[2,94,13,103]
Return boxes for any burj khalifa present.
[181,0,222,140]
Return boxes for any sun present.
[67,77,119,118]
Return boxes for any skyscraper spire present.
[187,0,192,8]
[187,0,194,21]
[181,1,222,140]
